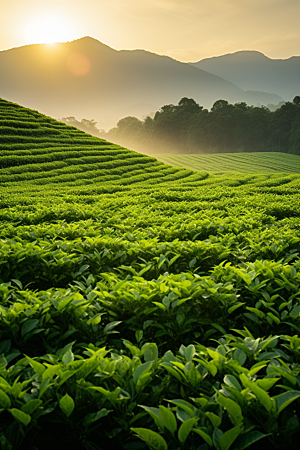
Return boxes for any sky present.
[1,0,299,61]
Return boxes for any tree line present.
[62,97,300,155]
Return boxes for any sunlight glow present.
[67,52,91,77]
[25,15,73,45]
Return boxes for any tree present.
[61,116,81,127]
[81,119,99,134]
[293,96,300,106]
[211,99,229,112]
[178,97,202,115]
[116,116,143,135]
[60,116,100,136]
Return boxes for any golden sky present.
[1,0,299,61]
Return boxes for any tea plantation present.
[1,98,300,450]
[157,153,300,174]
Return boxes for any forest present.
[103,97,300,155]
[66,97,300,155]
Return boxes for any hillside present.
[192,51,300,100]
[1,99,300,450]
[0,97,199,187]
[0,37,282,130]
[157,152,300,173]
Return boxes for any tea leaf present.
[178,417,198,443]
[9,408,31,426]
[59,393,75,418]
[131,428,168,450]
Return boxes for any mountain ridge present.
[192,50,300,99]
[0,37,284,130]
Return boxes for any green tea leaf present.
[206,412,222,427]
[59,393,75,418]
[240,374,272,413]
[131,428,168,450]
[133,362,152,385]
[83,408,112,427]
[160,363,183,382]
[272,366,297,386]
[21,319,39,337]
[159,405,177,435]
[62,349,74,367]
[135,330,143,343]
[185,345,195,362]
[224,375,242,391]
[21,399,42,415]
[103,321,122,333]
[228,303,245,315]
[0,340,11,355]
[192,428,213,447]
[38,377,52,399]
[217,394,243,425]
[9,408,31,426]
[0,390,11,408]
[139,405,165,431]
[233,349,247,366]
[178,417,198,443]
[42,364,60,380]
[0,355,7,373]
[267,312,280,325]
[219,425,241,450]
[234,431,267,450]
[213,428,223,450]
[142,343,158,362]
[177,408,192,422]
[167,399,195,417]
[274,390,300,415]
[25,355,46,376]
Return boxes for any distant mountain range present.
[192,50,300,100]
[0,38,288,129]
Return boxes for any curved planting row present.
[157,153,300,174]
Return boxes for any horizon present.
[1,0,300,62]
[1,36,300,63]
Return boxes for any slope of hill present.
[0,38,282,130]
[0,97,201,187]
[157,152,300,173]
[192,50,300,100]
[1,99,300,450]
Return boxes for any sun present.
[25,15,73,45]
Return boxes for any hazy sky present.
[1,0,299,61]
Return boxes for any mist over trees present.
[61,97,300,156]
[60,117,105,137]
[101,97,300,155]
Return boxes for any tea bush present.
[0,98,300,449]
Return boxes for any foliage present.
[157,152,300,174]
[0,98,300,449]
[102,96,300,155]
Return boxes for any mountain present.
[0,38,282,130]
[191,51,300,100]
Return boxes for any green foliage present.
[158,152,300,174]
[0,97,300,449]
[103,96,300,156]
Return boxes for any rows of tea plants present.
[157,153,300,174]
[1,98,300,450]
[0,98,191,187]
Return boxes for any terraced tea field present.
[157,152,300,173]
[1,97,300,450]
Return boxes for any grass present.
[156,152,300,173]
[1,98,300,450]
